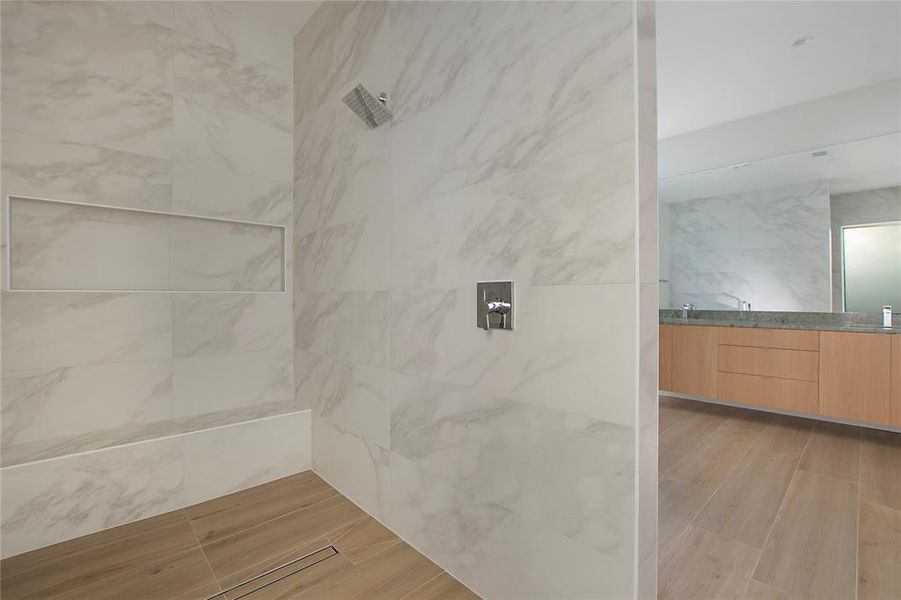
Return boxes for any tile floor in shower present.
[0,471,478,600]
[658,396,901,600]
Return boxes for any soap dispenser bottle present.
[884,305,893,328]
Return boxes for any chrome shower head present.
[342,84,392,128]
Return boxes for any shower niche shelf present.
[6,195,287,293]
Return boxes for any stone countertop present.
[659,309,901,334]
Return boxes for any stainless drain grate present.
[207,545,339,599]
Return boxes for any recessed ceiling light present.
[792,36,814,48]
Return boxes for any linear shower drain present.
[207,545,339,599]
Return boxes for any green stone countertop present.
[659,309,901,334]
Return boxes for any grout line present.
[0,409,311,470]
[311,467,482,600]
[658,406,758,566]
[187,484,340,550]
[184,509,224,595]
[399,570,446,600]
[745,419,815,595]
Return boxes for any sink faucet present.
[722,293,751,312]
[681,303,696,319]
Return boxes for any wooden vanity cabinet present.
[670,325,718,397]
[892,335,901,427]
[659,324,673,391]
[716,327,819,414]
[819,331,892,424]
[659,321,899,429]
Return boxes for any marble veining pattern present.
[1,132,172,212]
[293,2,656,597]
[666,180,832,311]
[1,360,173,448]
[0,0,303,557]
[1,0,175,93]
[173,293,292,357]
[1,53,173,159]
[390,379,635,560]
[0,437,183,558]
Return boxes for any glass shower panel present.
[842,221,901,312]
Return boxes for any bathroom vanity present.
[659,312,901,429]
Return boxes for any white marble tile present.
[294,291,390,368]
[1,359,173,449]
[391,141,635,289]
[1,132,171,212]
[667,180,830,311]
[1,0,175,93]
[293,99,390,237]
[0,437,183,558]
[295,350,392,449]
[389,284,637,426]
[295,212,391,292]
[173,1,294,72]
[293,348,331,411]
[9,204,171,291]
[172,161,291,224]
[391,381,635,560]
[182,411,311,506]
[173,293,291,357]
[639,283,658,427]
[1,53,172,159]
[103,1,175,30]
[173,96,291,181]
[388,1,634,203]
[169,225,284,292]
[293,1,389,121]
[313,415,390,521]
[1,292,172,372]
[388,451,633,600]
[637,416,658,569]
[174,34,291,129]
[172,350,293,419]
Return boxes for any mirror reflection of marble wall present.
[661,180,831,311]
[660,180,901,312]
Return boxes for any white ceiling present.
[657,1,901,140]
[659,133,901,202]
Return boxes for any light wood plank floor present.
[658,396,901,600]
[0,471,479,600]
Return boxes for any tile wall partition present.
[666,180,832,311]
[0,1,308,558]
[829,185,901,311]
[292,2,658,598]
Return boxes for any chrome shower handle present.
[484,297,511,329]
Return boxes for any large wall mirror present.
[657,2,900,313]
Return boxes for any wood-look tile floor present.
[658,396,901,600]
[0,471,479,600]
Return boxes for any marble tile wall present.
[667,180,832,312]
[829,186,901,311]
[0,1,307,558]
[293,2,657,598]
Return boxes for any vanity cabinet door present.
[659,324,673,391]
[671,325,718,397]
[819,331,892,425]
[893,335,901,427]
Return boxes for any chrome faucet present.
[722,293,750,311]
[681,303,696,319]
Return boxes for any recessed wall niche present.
[7,196,286,292]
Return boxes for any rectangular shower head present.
[342,84,392,128]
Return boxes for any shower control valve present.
[477,281,514,330]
